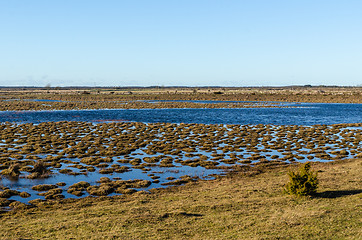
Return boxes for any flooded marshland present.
[0,103,361,209]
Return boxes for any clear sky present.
[1,0,361,87]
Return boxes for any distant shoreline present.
[1,85,361,89]
[0,86,360,111]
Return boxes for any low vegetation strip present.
[1,158,361,239]
[0,86,361,111]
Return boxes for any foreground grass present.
[1,159,361,239]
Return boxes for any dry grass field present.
[1,158,361,239]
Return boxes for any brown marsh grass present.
[0,121,360,208]
[0,86,361,111]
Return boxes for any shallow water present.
[0,102,361,125]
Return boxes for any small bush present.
[284,162,318,196]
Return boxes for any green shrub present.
[284,162,318,196]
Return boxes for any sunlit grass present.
[0,86,361,111]
[1,158,361,239]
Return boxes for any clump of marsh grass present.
[86,184,114,196]
[0,189,20,198]
[1,164,21,178]
[284,162,318,196]
[32,184,57,191]
[33,160,50,174]
[67,181,90,196]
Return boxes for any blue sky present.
[1,1,361,87]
